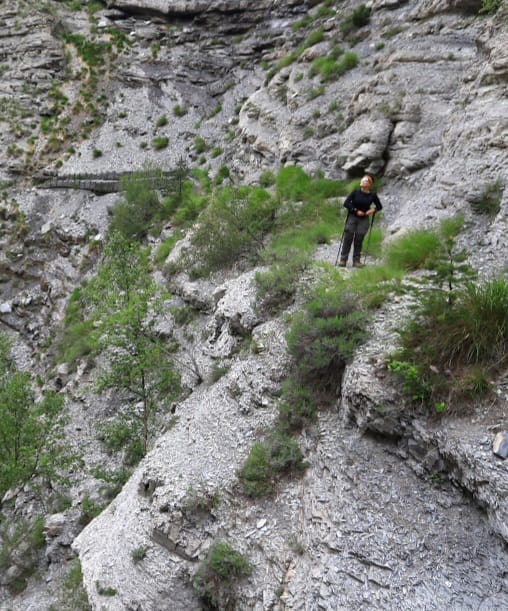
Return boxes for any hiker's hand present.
[366,209,375,216]
[356,210,365,217]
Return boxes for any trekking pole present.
[362,211,376,265]
[334,212,349,266]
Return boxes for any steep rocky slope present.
[0,0,507,609]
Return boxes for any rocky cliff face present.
[0,0,507,609]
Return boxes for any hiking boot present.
[353,261,364,268]
[338,260,347,267]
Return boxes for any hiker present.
[338,174,382,268]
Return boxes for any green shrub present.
[0,516,47,595]
[392,278,508,407]
[194,136,207,153]
[53,560,90,611]
[193,541,252,610]
[79,495,104,526]
[131,546,147,563]
[154,233,182,266]
[471,180,503,216]
[173,104,188,117]
[237,432,305,497]
[96,581,117,596]
[211,363,230,382]
[56,287,95,369]
[383,228,439,271]
[480,0,504,13]
[345,262,403,309]
[188,186,276,274]
[152,136,169,150]
[310,51,358,81]
[305,28,325,47]
[259,170,276,187]
[286,286,370,395]
[109,169,162,240]
[255,253,309,314]
[277,380,317,432]
[341,4,371,34]
[156,115,168,127]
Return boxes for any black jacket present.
[343,190,382,216]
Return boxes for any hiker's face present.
[360,177,371,189]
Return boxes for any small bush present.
[341,4,371,34]
[237,432,306,498]
[194,136,207,153]
[392,278,508,407]
[56,287,95,369]
[383,228,439,271]
[79,495,104,526]
[109,169,162,240]
[286,287,370,395]
[259,170,276,187]
[255,254,309,314]
[193,541,252,610]
[173,104,188,117]
[211,363,230,383]
[156,115,168,128]
[277,380,317,432]
[131,546,147,563]
[184,485,220,514]
[152,136,169,150]
[154,232,182,266]
[471,180,503,216]
[188,186,275,274]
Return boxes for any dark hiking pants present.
[340,215,370,263]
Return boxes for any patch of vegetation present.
[390,277,508,409]
[55,287,95,370]
[309,48,358,82]
[173,104,188,117]
[193,541,252,610]
[340,4,371,36]
[0,332,70,497]
[96,581,117,596]
[154,231,183,266]
[480,0,504,14]
[109,168,164,240]
[194,136,208,154]
[0,516,46,595]
[49,559,90,611]
[156,115,168,128]
[237,431,306,497]
[85,233,181,457]
[131,546,148,563]
[183,484,221,514]
[383,228,439,271]
[255,253,309,314]
[152,136,169,150]
[211,362,230,383]
[185,185,276,276]
[79,494,105,527]
[286,284,370,395]
[381,25,407,39]
[471,180,503,216]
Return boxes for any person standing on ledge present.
[338,174,382,268]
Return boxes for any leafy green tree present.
[110,167,163,240]
[0,333,67,496]
[85,232,181,455]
